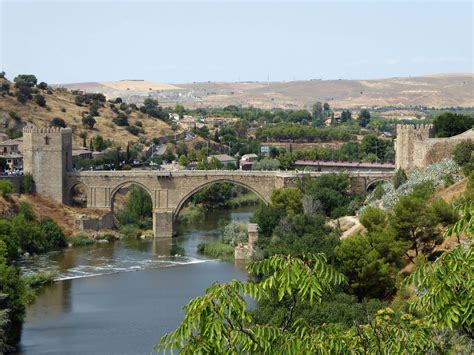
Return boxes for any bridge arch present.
[110,180,155,211]
[174,178,269,221]
[69,181,88,207]
[366,177,390,191]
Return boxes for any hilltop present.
[0,76,174,147]
[57,73,474,110]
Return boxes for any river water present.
[16,208,253,355]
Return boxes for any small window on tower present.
[44,135,50,145]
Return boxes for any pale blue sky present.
[1,0,472,84]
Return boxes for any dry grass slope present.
[0,78,173,147]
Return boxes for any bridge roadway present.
[67,169,393,238]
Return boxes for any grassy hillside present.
[0,77,173,147]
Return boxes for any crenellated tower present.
[395,124,434,170]
[22,127,72,203]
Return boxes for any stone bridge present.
[66,170,393,237]
[21,127,394,238]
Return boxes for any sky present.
[0,0,472,84]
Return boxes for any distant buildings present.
[294,160,395,173]
[0,137,23,171]
[240,153,258,170]
[208,154,237,168]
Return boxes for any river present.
[16,207,254,355]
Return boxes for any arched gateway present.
[22,127,394,238]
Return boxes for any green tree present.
[312,102,324,127]
[92,135,111,152]
[252,158,280,171]
[117,186,152,229]
[157,254,440,354]
[433,112,474,138]
[453,140,474,174]
[82,115,96,129]
[390,194,439,259]
[13,74,37,87]
[0,180,13,198]
[336,231,406,299]
[301,173,354,218]
[157,254,346,354]
[270,188,303,216]
[178,155,188,167]
[393,168,408,189]
[358,109,371,127]
[340,110,352,123]
[359,206,387,233]
[404,243,473,337]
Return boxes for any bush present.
[170,245,185,256]
[51,117,66,128]
[393,168,408,189]
[66,234,94,247]
[22,173,34,194]
[0,180,13,198]
[82,115,96,129]
[112,113,129,126]
[222,222,247,246]
[37,82,48,90]
[197,241,234,260]
[126,125,140,136]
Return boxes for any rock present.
[97,239,109,243]
[23,252,31,258]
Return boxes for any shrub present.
[222,221,247,246]
[169,245,185,256]
[82,115,96,129]
[51,117,66,128]
[0,180,13,198]
[22,173,34,194]
[0,82,10,92]
[126,125,140,136]
[112,113,129,126]
[13,74,37,87]
[34,94,46,107]
[60,107,66,113]
[197,241,234,260]
[66,234,94,247]
[393,168,408,189]
[37,82,48,90]
[74,95,85,106]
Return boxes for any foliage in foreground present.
[155,251,470,354]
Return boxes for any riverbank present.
[178,192,259,224]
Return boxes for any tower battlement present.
[22,127,72,134]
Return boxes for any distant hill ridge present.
[55,73,474,109]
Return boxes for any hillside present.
[57,73,474,110]
[0,77,174,147]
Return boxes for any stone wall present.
[396,125,474,170]
[0,176,22,193]
[75,211,115,231]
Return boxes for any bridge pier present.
[153,208,175,238]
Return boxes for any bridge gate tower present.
[22,127,73,203]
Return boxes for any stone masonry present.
[395,124,474,170]
[22,127,72,203]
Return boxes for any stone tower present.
[22,127,72,203]
[395,124,434,170]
